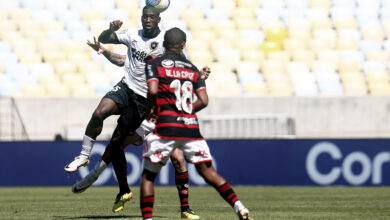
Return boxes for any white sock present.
[144,218,152,220]
[94,160,108,175]
[80,135,95,157]
[233,200,244,213]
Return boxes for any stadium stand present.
[0,0,389,97]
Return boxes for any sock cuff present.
[141,195,155,203]
[217,182,231,193]
[175,171,189,179]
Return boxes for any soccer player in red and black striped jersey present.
[141,28,251,220]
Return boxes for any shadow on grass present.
[54,215,165,219]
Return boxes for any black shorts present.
[103,78,146,133]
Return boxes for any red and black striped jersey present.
[145,52,206,140]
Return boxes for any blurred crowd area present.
[0,0,390,98]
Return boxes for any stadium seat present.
[236,61,261,75]
[290,72,319,96]
[260,41,283,54]
[61,72,85,87]
[310,17,333,30]
[336,38,359,51]
[283,39,308,52]
[267,81,293,96]
[241,49,265,63]
[69,84,97,97]
[366,50,389,64]
[78,61,103,74]
[339,59,361,73]
[343,81,368,95]
[286,61,309,73]
[29,63,54,77]
[22,84,46,97]
[53,60,78,75]
[359,40,383,53]
[291,50,315,66]
[312,61,337,73]
[18,52,42,64]
[85,72,111,87]
[309,0,331,9]
[45,82,70,97]
[243,82,268,96]
[267,51,290,64]
[334,17,358,30]
[368,82,390,95]
[9,8,32,21]
[265,27,288,43]
[338,29,361,41]
[237,0,261,9]
[262,60,285,73]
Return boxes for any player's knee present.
[171,154,186,172]
[143,169,158,182]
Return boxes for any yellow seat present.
[291,50,315,66]
[54,60,78,75]
[283,38,308,52]
[260,41,282,54]
[61,73,85,88]
[22,84,46,97]
[340,72,366,84]
[262,60,285,74]
[38,74,61,85]
[366,50,389,64]
[267,51,290,64]
[9,8,31,21]
[23,30,47,41]
[18,52,42,64]
[116,0,139,10]
[61,40,84,53]
[66,51,91,64]
[241,49,265,63]
[334,18,358,30]
[361,26,385,41]
[265,27,288,43]
[310,18,333,30]
[78,61,103,74]
[42,21,64,32]
[188,49,214,64]
[236,61,260,75]
[339,59,361,73]
[309,0,331,8]
[366,70,389,83]
[343,81,368,95]
[18,20,42,32]
[317,50,340,65]
[336,38,359,51]
[187,19,212,32]
[368,82,390,95]
[181,8,204,23]
[81,8,104,23]
[312,61,337,73]
[42,51,66,63]
[85,72,111,87]
[45,82,70,97]
[70,84,96,97]
[244,82,268,96]
[267,81,293,96]
[237,0,261,8]
[383,18,390,39]
[286,61,309,73]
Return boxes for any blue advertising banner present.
[0,139,389,186]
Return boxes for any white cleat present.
[64,156,90,173]
[72,171,98,193]
[236,206,251,220]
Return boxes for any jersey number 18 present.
[170,79,193,114]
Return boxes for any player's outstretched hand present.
[87,37,105,54]
[109,20,123,32]
[200,66,211,80]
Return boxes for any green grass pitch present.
[0,186,390,219]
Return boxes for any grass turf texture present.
[0,186,389,219]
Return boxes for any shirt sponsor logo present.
[162,59,174,67]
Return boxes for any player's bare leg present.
[195,162,251,220]
[140,169,158,220]
[170,149,200,219]
[72,133,141,193]
[65,98,119,173]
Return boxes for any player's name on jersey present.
[158,67,198,82]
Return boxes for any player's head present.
[163,27,186,53]
[141,6,161,33]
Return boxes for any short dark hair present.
[143,6,160,16]
[163,27,186,49]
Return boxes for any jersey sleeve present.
[195,72,206,92]
[145,60,159,83]
[115,29,131,46]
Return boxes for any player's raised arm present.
[193,89,208,113]
[98,20,122,44]
[87,37,126,67]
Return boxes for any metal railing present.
[199,114,295,139]
[0,98,29,141]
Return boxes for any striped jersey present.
[145,52,206,140]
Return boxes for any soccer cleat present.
[64,156,90,173]
[112,192,133,213]
[236,206,251,220]
[181,209,200,219]
[72,172,98,193]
